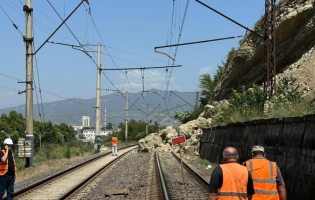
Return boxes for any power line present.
[83,4,136,93]
[32,25,45,123]
[194,0,263,38]
[0,5,24,37]
[0,85,19,91]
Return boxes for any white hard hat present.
[3,138,13,145]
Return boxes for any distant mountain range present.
[0,89,197,127]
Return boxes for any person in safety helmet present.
[112,134,118,156]
[244,146,287,200]
[0,138,17,200]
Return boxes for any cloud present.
[198,66,212,75]
[117,70,180,92]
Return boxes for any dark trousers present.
[0,173,14,200]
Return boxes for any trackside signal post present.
[172,135,186,184]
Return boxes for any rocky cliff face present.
[215,0,315,100]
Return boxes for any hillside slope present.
[215,0,315,100]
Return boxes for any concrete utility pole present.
[146,103,149,134]
[195,91,200,110]
[158,112,161,134]
[95,43,101,139]
[25,0,34,168]
[125,91,128,143]
[104,108,107,129]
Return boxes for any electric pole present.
[146,103,149,134]
[25,0,34,168]
[125,91,128,143]
[195,91,200,110]
[104,108,107,129]
[95,43,101,139]
[158,112,161,134]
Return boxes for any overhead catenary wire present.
[0,5,24,37]
[83,4,136,93]
[32,24,45,123]
[194,0,263,39]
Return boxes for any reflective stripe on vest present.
[246,159,278,200]
[0,150,17,177]
[217,192,247,197]
[217,163,248,200]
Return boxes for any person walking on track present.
[244,146,287,200]
[112,134,118,156]
[208,147,255,200]
[0,138,17,200]
[96,136,102,153]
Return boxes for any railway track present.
[4,145,137,200]
[156,151,209,200]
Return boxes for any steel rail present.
[60,147,136,200]
[156,152,169,200]
[2,144,138,200]
[171,151,209,186]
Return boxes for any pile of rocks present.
[138,125,203,155]
[138,100,230,155]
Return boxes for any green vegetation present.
[175,107,204,124]
[99,119,165,147]
[115,119,163,142]
[0,111,77,151]
[176,47,237,124]
[199,47,236,105]
[177,72,314,127]
[15,141,93,171]
[210,76,313,126]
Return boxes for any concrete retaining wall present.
[200,115,315,199]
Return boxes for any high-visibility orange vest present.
[217,163,248,200]
[0,150,17,177]
[246,158,279,200]
[112,137,117,145]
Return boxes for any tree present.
[107,122,113,129]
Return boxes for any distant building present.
[82,116,90,127]
[70,125,83,134]
[82,129,114,140]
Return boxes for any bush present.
[64,147,71,159]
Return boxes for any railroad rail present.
[4,145,137,200]
[156,151,209,199]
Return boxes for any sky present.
[0,0,265,110]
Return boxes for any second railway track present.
[156,151,209,200]
[6,145,137,200]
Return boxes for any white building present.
[82,116,90,127]
[82,129,114,140]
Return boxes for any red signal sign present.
[171,136,186,146]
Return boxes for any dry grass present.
[16,152,93,183]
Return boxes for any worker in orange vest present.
[0,138,17,200]
[208,147,255,200]
[244,146,286,200]
[112,134,118,156]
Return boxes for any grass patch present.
[14,141,94,174]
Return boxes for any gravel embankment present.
[80,151,151,200]
[159,152,208,200]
